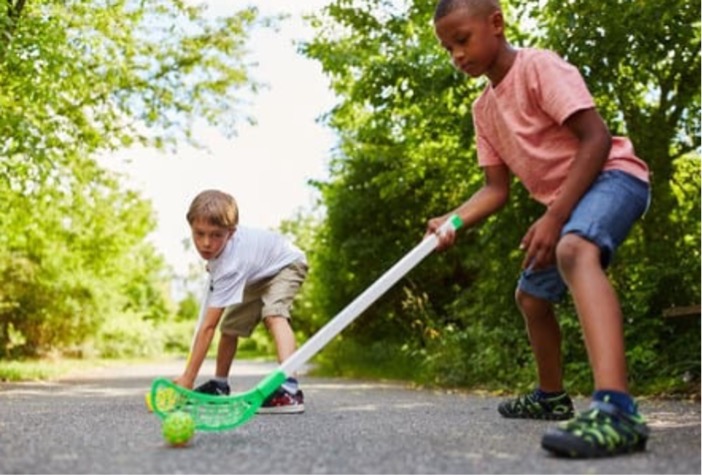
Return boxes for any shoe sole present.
[498,407,574,421]
[541,430,647,458]
[257,405,305,415]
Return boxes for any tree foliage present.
[525,0,701,393]
[300,0,700,393]
[519,0,700,312]
[0,0,260,357]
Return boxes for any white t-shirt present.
[202,226,306,310]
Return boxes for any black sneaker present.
[541,400,649,458]
[498,390,574,420]
[257,388,304,414]
[194,379,230,396]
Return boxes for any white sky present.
[104,1,336,276]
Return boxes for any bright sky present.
[105,1,336,276]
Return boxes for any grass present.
[311,338,424,382]
[0,350,275,383]
[0,325,279,382]
[0,358,114,382]
[0,356,193,382]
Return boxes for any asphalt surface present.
[0,359,699,474]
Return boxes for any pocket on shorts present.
[563,171,649,267]
[260,261,307,318]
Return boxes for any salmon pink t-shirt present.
[473,48,649,206]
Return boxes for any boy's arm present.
[173,307,225,389]
[427,164,511,249]
[520,107,612,269]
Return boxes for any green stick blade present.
[150,370,287,432]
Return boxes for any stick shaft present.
[279,216,460,376]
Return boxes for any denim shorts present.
[517,170,650,303]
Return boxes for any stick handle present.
[279,215,463,376]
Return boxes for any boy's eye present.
[194,230,226,239]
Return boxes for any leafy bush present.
[93,311,165,359]
[299,0,700,396]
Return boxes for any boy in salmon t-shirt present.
[426,0,651,458]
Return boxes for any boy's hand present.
[173,375,194,390]
[520,212,565,269]
[425,216,456,251]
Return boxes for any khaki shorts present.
[220,261,308,337]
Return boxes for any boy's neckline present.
[487,46,519,89]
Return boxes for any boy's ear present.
[489,10,505,34]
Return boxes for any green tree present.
[519,0,701,392]
[302,0,522,379]
[0,0,261,357]
[301,0,700,392]
[516,0,700,305]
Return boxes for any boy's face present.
[435,8,503,78]
[190,218,234,261]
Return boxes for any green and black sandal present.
[498,390,575,420]
[541,400,649,458]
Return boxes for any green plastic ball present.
[162,411,195,447]
[151,387,179,412]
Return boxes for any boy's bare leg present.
[515,289,564,392]
[215,332,239,379]
[556,234,628,392]
[263,316,296,363]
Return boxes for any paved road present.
[0,359,699,474]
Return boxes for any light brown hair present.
[186,190,239,230]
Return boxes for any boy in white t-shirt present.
[427,0,650,458]
[173,189,307,413]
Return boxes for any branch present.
[2,0,26,48]
[8,0,27,20]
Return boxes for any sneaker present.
[193,379,230,396]
[257,388,305,414]
[541,400,649,458]
[498,390,574,420]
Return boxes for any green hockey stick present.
[151,215,463,431]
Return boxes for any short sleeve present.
[476,130,504,167]
[473,100,504,167]
[527,50,595,125]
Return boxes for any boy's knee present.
[220,331,239,342]
[515,287,528,309]
[515,288,549,317]
[263,315,290,329]
[555,234,599,275]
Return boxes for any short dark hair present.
[434,0,501,22]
